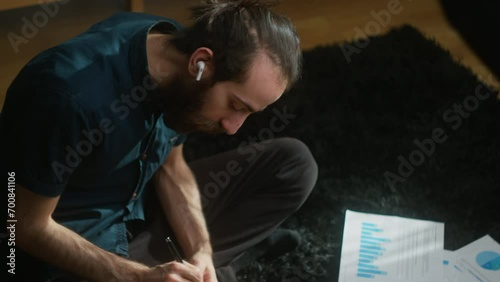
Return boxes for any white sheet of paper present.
[338,210,445,282]
[442,250,469,282]
[454,235,500,282]
[442,250,456,282]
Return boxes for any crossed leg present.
[128,137,318,281]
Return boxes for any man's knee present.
[269,137,318,208]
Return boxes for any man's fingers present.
[163,273,198,282]
[162,261,203,281]
[181,260,204,273]
[187,252,218,282]
[162,273,191,282]
[207,265,218,282]
[198,263,217,282]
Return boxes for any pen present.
[165,237,183,263]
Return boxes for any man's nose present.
[221,113,249,135]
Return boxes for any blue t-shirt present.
[1,12,185,257]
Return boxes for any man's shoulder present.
[22,12,181,73]
[101,12,180,24]
[6,12,183,113]
[90,12,183,31]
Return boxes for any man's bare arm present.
[153,145,217,280]
[154,145,212,256]
[16,184,148,281]
[16,184,202,282]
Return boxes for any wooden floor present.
[1,0,498,109]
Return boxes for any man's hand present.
[155,145,218,281]
[189,251,218,282]
[140,261,204,282]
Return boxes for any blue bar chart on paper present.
[338,210,445,282]
[356,222,391,279]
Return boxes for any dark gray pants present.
[128,138,318,281]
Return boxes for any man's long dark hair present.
[171,0,302,90]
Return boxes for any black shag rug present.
[183,25,500,281]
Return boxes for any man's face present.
[161,52,287,135]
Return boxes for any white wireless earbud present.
[196,61,205,81]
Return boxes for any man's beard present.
[154,74,226,135]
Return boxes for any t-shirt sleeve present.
[1,87,92,197]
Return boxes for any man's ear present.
[188,47,214,81]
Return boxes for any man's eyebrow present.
[233,95,263,113]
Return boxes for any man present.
[1,0,318,281]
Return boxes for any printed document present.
[338,210,445,282]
